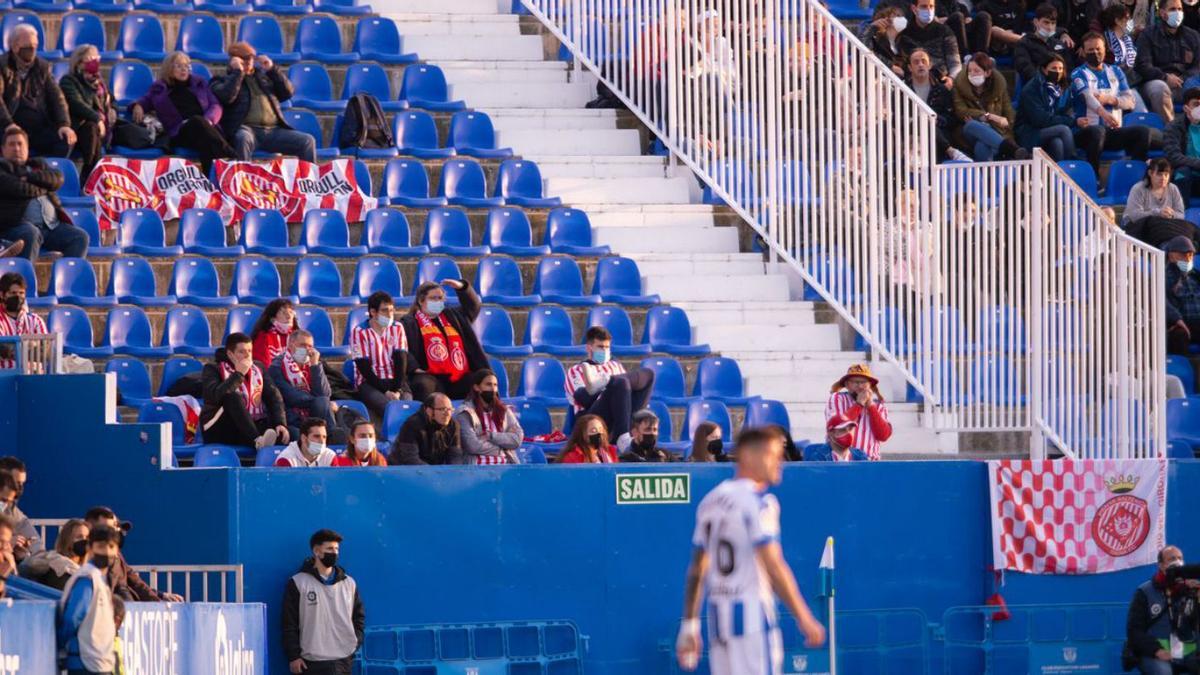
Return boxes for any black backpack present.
[339,92,394,149]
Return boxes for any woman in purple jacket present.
[130,51,234,173]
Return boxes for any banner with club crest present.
[214,157,377,224]
[83,157,230,230]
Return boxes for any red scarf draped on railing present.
[415,310,468,382]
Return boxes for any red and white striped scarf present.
[473,406,509,465]
[220,362,266,419]
[280,350,311,391]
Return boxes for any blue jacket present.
[1015,74,1077,149]
[804,443,869,462]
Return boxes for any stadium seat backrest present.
[411,256,462,295]
[68,209,103,246]
[233,256,283,297]
[177,15,224,56]
[394,111,441,151]
[108,256,158,298]
[139,402,187,444]
[1168,355,1197,394]
[423,209,474,248]
[1105,160,1147,204]
[640,357,686,399]
[494,160,545,199]
[382,160,431,200]
[225,306,263,338]
[488,355,509,396]
[158,357,203,396]
[283,110,327,148]
[192,62,213,80]
[485,208,534,248]
[237,15,287,54]
[473,306,518,348]
[170,257,225,298]
[164,307,213,350]
[1,13,47,51]
[118,14,165,53]
[743,397,791,431]
[1167,398,1200,441]
[400,64,450,102]
[525,305,575,348]
[647,399,676,442]
[643,306,695,347]
[242,209,291,248]
[288,62,335,102]
[295,16,345,55]
[109,62,155,104]
[683,399,732,441]
[353,17,401,54]
[254,445,283,467]
[0,259,38,300]
[341,63,392,100]
[353,257,403,298]
[303,209,353,248]
[363,208,414,248]
[1124,111,1165,130]
[105,357,152,403]
[119,208,168,248]
[195,445,241,468]
[592,256,644,296]
[514,400,552,436]
[353,160,372,194]
[51,258,99,298]
[105,307,156,350]
[293,257,345,298]
[475,256,525,297]
[383,400,421,440]
[438,160,489,200]
[1057,160,1100,198]
[45,158,81,197]
[59,12,108,53]
[296,306,336,347]
[449,111,498,151]
[545,208,595,248]
[586,306,636,346]
[48,307,97,350]
[517,358,567,399]
[179,208,229,248]
[694,357,744,399]
[342,306,369,345]
[534,256,586,296]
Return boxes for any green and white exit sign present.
[615,473,691,504]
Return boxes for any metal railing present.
[0,333,61,375]
[523,0,1165,457]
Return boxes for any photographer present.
[1124,546,1200,674]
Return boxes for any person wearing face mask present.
[619,409,673,462]
[399,280,490,401]
[19,518,88,590]
[275,418,338,468]
[0,515,15,578]
[865,6,911,76]
[953,52,1030,160]
[899,0,964,77]
[389,393,463,465]
[0,458,41,561]
[825,364,892,460]
[1122,158,1194,244]
[0,126,89,261]
[691,422,730,462]
[1122,546,1200,674]
[269,328,342,444]
[283,529,365,675]
[453,369,524,465]
[58,45,118,183]
[0,25,74,159]
[1164,88,1200,200]
[81,506,179,603]
[1016,54,1081,160]
[332,420,388,467]
[251,299,297,368]
[565,326,656,453]
[130,52,233,176]
[806,415,869,462]
[1101,3,1151,111]
[1014,4,1077,83]
[201,332,291,451]
[59,525,120,675]
[0,272,45,369]
[1071,32,1152,170]
[1163,236,1200,354]
[210,42,316,163]
[1135,0,1200,121]
[559,414,619,463]
[352,291,416,417]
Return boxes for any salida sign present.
[615,473,691,504]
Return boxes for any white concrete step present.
[375,0,501,15]
[782,402,922,428]
[451,81,595,108]
[644,274,792,303]
[752,372,904,403]
[693,324,843,351]
[790,425,958,455]
[527,156,667,179]
[577,204,716,229]
[485,108,621,131]
[594,225,736,253]
[440,62,572,84]
[498,128,642,156]
[547,176,693,204]
[403,35,545,61]
[631,254,767,278]
[384,13,518,35]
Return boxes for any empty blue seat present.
[296,306,351,357]
[422,209,490,256]
[1169,355,1197,394]
[235,15,300,64]
[642,306,710,356]
[292,256,359,307]
[14,0,69,15]
[241,209,306,257]
[194,445,242,467]
[178,208,244,257]
[108,256,174,306]
[1167,440,1194,459]
[411,256,463,303]
[525,305,586,357]
[170,257,237,308]
[282,110,339,160]
[105,357,153,408]
[48,306,112,358]
[592,256,660,305]
[224,306,262,340]
[1123,111,1166,130]
[978,305,1026,352]
[473,306,532,357]
[1057,160,1100,200]
[57,13,122,60]
[176,15,226,62]
[194,0,251,13]
[448,111,512,159]
[400,64,464,111]
[533,256,601,306]
[361,208,429,257]
[640,356,692,406]
[485,208,550,257]
[513,399,553,437]
[383,400,421,441]
[51,258,115,307]
[119,209,184,257]
[66,209,117,257]
[109,62,155,107]
[545,208,610,256]
[341,63,404,115]
[139,402,200,455]
[118,14,167,61]
[683,399,732,441]
[586,306,651,356]
[693,357,749,405]
[158,356,203,395]
[254,445,284,466]
[380,159,446,207]
[1167,398,1200,450]
[1,13,60,58]
[516,357,568,406]
[352,257,405,300]
[252,0,310,14]
[1099,160,1147,206]
[494,160,561,208]
[475,255,541,306]
[287,62,344,111]
[313,0,371,15]
[232,256,286,305]
[742,397,792,432]
[302,209,369,258]
[395,110,454,159]
[352,17,416,64]
[103,306,171,357]
[132,0,192,13]
[44,158,93,209]
[438,159,503,208]
[296,16,360,64]
[163,306,214,356]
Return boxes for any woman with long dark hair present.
[1123,158,1196,247]
[453,369,524,465]
[558,414,618,463]
[689,422,729,462]
[250,299,296,367]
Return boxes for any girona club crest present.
[91,163,161,222]
[219,163,302,218]
[429,341,450,361]
[1092,473,1151,557]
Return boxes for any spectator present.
[0,25,74,158]
[59,525,119,675]
[1073,32,1152,169]
[900,0,964,77]
[620,409,672,462]
[1135,0,1200,121]
[1123,159,1194,246]
[1016,54,1080,160]
[200,332,290,450]
[559,413,618,464]
[83,506,181,602]
[0,272,45,371]
[400,281,490,401]
[826,364,892,460]
[388,393,462,465]
[1014,4,1077,82]
[251,298,297,368]
[210,42,315,163]
[976,0,1030,55]
[0,515,15,577]
[453,369,523,465]
[0,126,89,260]
[689,421,729,462]
[1122,545,1198,674]
[268,329,340,443]
[808,415,870,462]
[0,459,40,560]
[1101,4,1149,111]
[692,10,739,93]
[1164,236,1200,354]
[1166,87,1200,200]
[282,529,364,675]
[953,52,1029,160]
[58,46,117,182]
[332,419,388,467]
[352,291,414,417]
[864,6,910,76]
[565,326,656,451]
[906,48,974,162]
[131,51,234,175]
[275,417,337,468]
[19,517,88,590]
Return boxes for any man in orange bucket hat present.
[825,364,892,460]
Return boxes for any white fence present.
[523,0,1165,457]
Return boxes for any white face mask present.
[1167,10,1185,27]
[1178,259,1194,273]
[916,7,935,23]
[891,16,908,31]
[273,319,291,333]
[306,441,327,455]
[1188,105,1200,123]
[375,314,393,328]
[968,74,987,87]
[355,437,376,454]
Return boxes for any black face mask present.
[4,296,22,313]
[479,390,496,405]
[91,553,111,570]
[72,540,88,557]
[708,439,724,455]
[639,434,658,450]
[1084,53,1103,67]
[319,552,338,569]
[587,432,603,449]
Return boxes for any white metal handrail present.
[0,333,62,375]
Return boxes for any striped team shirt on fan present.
[824,392,891,460]
[473,408,509,465]
[349,322,407,387]
[0,310,47,369]
[564,360,626,413]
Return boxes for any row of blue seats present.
[2,0,367,15]
[1058,159,1161,207]
[1164,398,1200,458]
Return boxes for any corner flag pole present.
[819,536,836,675]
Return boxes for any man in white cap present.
[825,364,892,460]
[1165,235,1200,355]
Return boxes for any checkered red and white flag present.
[83,157,229,230]
[988,459,1167,574]
[215,158,377,224]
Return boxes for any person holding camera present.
[1123,545,1199,674]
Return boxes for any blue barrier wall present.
[0,600,56,673]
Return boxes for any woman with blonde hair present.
[130,51,233,173]
[18,518,89,590]
[58,45,119,181]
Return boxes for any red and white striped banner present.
[988,459,1167,574]
[83,157,229,230]
[215,158,376,224]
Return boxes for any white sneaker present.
[947,148,974,163]
[255,428,278,450]
[616,432,632,453]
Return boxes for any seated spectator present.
[620,409,673,462]
[559,414,618,464]
[268,328,341,443]
[1072,32,1152,170]
[59,525,119,675]
[1123,159,1196,246]
[275,417,338,468]
[900,0,964,77]
[453,369,523,465]
[0,25,74,158]
[1101,4,1149,112]
[388,393,462,465]
[332,419,388,467]
[1016,54,1080,160]
[808,415,870,462]
[400,281,490,401]
[864,6,910,76]
[131,51,234,175]
[210,42,316,163]
[976,0,1028,55]
[1165,235,1200,354]
[1135,0,1200,121]
[565,327,656,450]
[251,298,297,368]
[200,332,290,450]
[906,48,973,162]
[0,459,40,561]
[1014,4,1077,83]
[826,364,892,460]
[18,517,88,590]
[689,421,730,462]
[0,127,89,260]
[83,506,179,602]
[953,53,1028,161]
[59,46,117,182]
[0,515,15,577]
[0,272,46,369]
[1166,87,1200,200]
[693,10,739,94]
[352,291,414,416]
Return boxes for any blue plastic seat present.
[586,306,651,356]
[640,356,692,406]
[292,256,358,307]
[48,307,112,358]
[224,307,262,341]
[383,400,421,441]
[525,305,586,357]
[642,306,711,356]
[44,159,94,209]
[1169,355,1197,394]
[352,257,405,300]
[132,0,192,13]
[287,62,344,111]
[236,15,300,64]
[692,357,749,405]
[473,306,532,357]
[296,16,360,64]
[0,258,52,308]
[241,209,306,257]
[533,256,601,306]
[51,258,115,307]
[978,305,1026,352]
[380,159,446,207]
[119,209,184,257]
[1167,440,1194,459]
[341,306,368,347]
[352,17,416,64]
[422,208,490,256]
[592,256,660,305]
[232,256,287,305]
[296,305,351,357]
[313,0,371,15]
[170,257,237,308]
[411,256,463,304]
[395,110,454,159]
[176,15,226,62]
[448,111,512,159]
[342,63,404,115]
[254,445,285,466]
[1,13,60,59]
[194,445,242,467]
[109,62,155,107]
[139,402,200,456]
[66,209,117,258]
[105,357,153,408]
[400,64,464,111]
[494,160,561,208]
[513,400,560,454]
[163,306,214,356]
[1057,160,1100,200]
[486,355,510,397]
[545,208,610,256]
[647,399,688,453]
[282,110,339,160]
[682,399,732,441]
[1167,398,1200,450]
[117,14,167,61]
[742,397,791,432]
[438,159,503,208]
[108,256,174,306]
[1099,160,1147,206]
[58,13,122,60]
[194,0,251,13]
[252,0,310,14]
[475,255,541,306]
[103,306,171,357]
[1123,111,1165,130]
[178,208,244,257]
[302,210,369,258]
[516,357,568,406]
[485,208,550,257]
[13,0,70,15]
[361,208,429,257]
[158,356,203,396]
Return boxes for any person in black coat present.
[1135,0,1200,121]
[1165,87,1200,200]
[387,393,463,465]
[199,332,290,450]
[399,280,490,401]
[0,127,87,260]
[208,42,315,163]
[1121,545,1200,673]
[619,409,673,462]
[905,48,972,161]
[0,26,74,158]
[1014,54,1079,159]
[900,0,964,76]
[1014,3,1077,82]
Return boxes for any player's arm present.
[676,547,709,671]
[756,541,826,647]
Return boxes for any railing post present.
[1029,156,1045,460]
[1116,239,1131,458]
